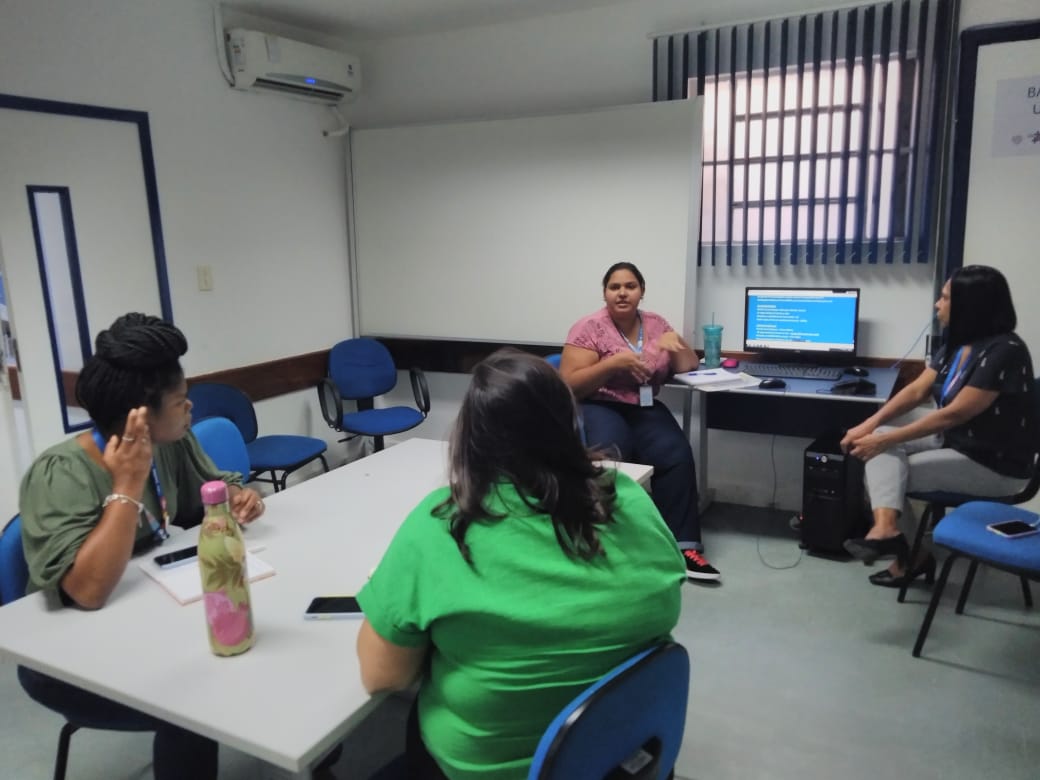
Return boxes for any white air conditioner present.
[225,28,360,104]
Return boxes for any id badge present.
[639,384,653,407]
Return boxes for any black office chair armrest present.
[317,378,344,431]
[410,367,431,416]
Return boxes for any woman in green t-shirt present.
[358,349,685,780]
[17,313,266,780]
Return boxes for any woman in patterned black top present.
[840,266,1037,586]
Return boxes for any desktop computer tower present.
[801,433,868,554]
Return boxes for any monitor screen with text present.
[744,287,860,358]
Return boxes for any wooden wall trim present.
[187,349,329,402]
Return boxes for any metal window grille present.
[653,1,952,266]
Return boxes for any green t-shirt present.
[357,471,685,780]
[19,430,241,595]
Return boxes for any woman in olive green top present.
[357,349,685,780]
[18,313,265,780]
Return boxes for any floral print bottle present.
[198,481,254,656]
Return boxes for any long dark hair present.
[946,265,1017,358]
[75,313,188,438]
[437,349,617,564]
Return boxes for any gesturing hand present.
[612,351,651,384]
[229,486,265,525]
[102,406,153,495]
[654,332,684,353]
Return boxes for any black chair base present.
[251,454,331,492]
[54,722,79,780]
[913,552,1035,657]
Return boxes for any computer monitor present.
[744,287,860,361]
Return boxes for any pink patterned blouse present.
[565,307,676,405]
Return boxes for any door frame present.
[0,93,174,453]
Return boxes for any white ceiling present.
[225,0,634,40]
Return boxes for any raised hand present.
[102,406,153,497]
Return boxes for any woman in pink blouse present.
[560,262,719,581]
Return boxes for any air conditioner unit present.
[225,28,360,104]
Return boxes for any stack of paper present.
[138,552,276,605]
[672,370,761,392]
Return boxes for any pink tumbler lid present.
[201,480,229,505]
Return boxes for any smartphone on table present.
[154,545,199,569]
[986,520,1040,539]
[304,596,364,620]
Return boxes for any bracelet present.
[102,493,145,513]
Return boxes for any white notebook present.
[672,370,760,392]
[138,552,275,605]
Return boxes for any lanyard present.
[616,314,644,355]
[940,347,969,405]
[92,427,170,537]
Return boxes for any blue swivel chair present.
[318,338,430,452]
[191,417,252,479]
[898,376,1040,603]
[188,382,329,491]
[912,501,1040,657]
[528,642,690,780]
[545,353,563,370]
[1,515,151,780]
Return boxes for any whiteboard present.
[350,100,702,344]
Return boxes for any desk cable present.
[755,433,804,571]
[888,316,935,370]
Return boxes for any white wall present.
[347,0,996,508]
[0,0,356,476]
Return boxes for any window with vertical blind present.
[652,0,953,266]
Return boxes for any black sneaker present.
[683,549,721,581]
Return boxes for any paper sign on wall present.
[992,75,1040,157]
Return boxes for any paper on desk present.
[138,553,275,605]
[672,370,760,391]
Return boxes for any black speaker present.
[801,432,868,554]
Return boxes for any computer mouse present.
[844,366,869,377]
[759,378,786,390]
[721,358,740,369]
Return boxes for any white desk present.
[0,438,651,777]
[670,367,901,510]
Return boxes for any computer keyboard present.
[742,363,844,381]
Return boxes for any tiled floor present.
[1,503,1038,779]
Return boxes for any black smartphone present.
[986,520,1040,539]
[153,545,199,569]
[304,596,363,620]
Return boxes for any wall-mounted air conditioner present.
[225,28,360,104]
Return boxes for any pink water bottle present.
[198,481,254,656]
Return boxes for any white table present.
[0,438,652,777]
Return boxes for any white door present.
[0,104,167,477]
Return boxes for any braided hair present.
[75,313,188,438]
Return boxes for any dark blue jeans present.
[581,400,701,549]
[18,666,218,780]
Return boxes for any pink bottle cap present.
[200,480,229,505]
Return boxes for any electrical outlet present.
[196,265,213,291]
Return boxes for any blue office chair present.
[318,338,430,452]
[188,382,329,491]
[528,642,690,780]
[898,376,1040,603]
[545,353,562,370]
[0,515,28,606]
[913,501,1039,657]
[191,417,252,479]
[1,515,151,780]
